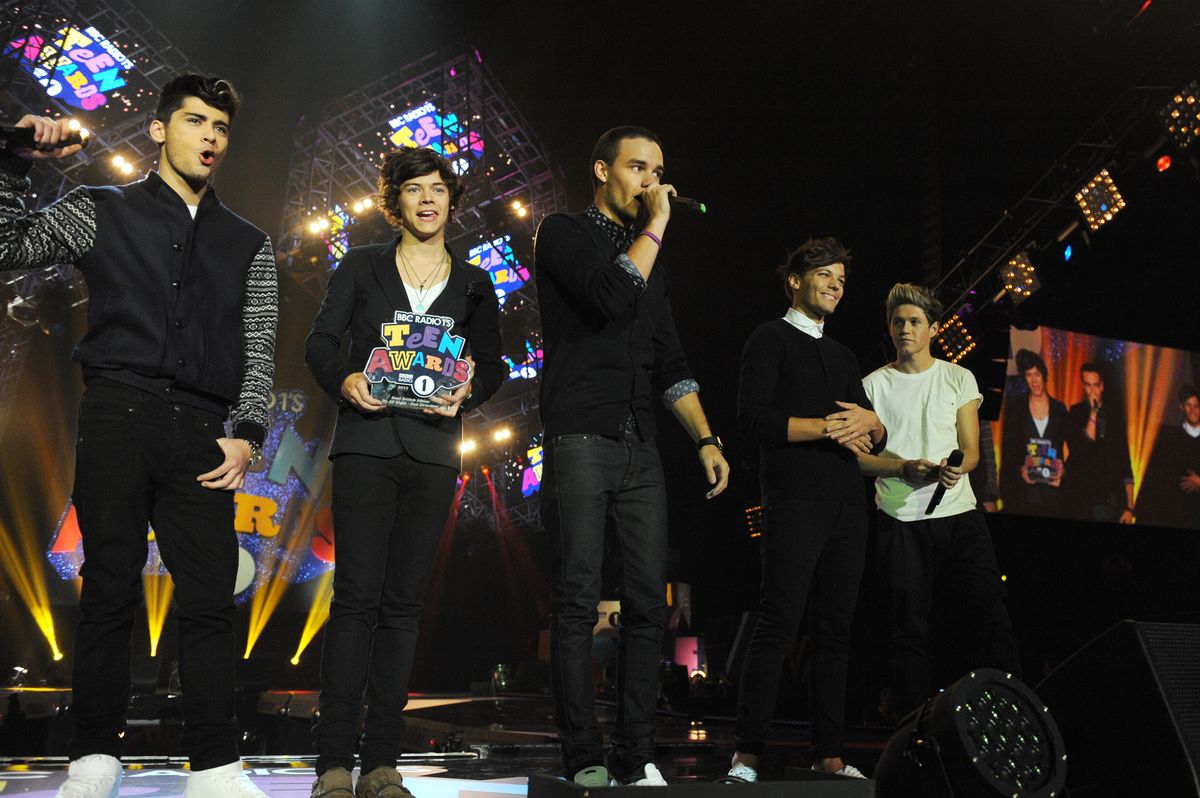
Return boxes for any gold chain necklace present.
[397,247,447,309]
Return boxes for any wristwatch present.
[242,439,264,467]
[696,435,723,453]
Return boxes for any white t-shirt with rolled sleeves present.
[862,359,983,521]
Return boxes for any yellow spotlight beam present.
[290,570,335,665]
[243,497,323,659]
[143,570,174,658]
[0,341,88,663]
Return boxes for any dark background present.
[3,0,1200,720]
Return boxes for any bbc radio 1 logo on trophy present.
[363,311,472,409]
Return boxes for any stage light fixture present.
[1160,80,1200,149]
[460,439,477,454]
[935,312,976,364]
[1156,154,1172,172]
[1000,252,1040,305]
[4,666,28,688]
[1073,168,1126,231]
[493,427,512,442]
[875,668,1067,798]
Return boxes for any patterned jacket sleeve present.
[0,156,96,270]
[228,236,278,444]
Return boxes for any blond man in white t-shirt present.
[857,283,1020,722]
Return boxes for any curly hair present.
[376,147,465,230]
[155,73,241,122]
[1014,348,1048,381]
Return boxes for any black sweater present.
[534,211,692,439]
[737,319,876,505]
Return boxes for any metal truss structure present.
[279,46,567,529]
[0,0,195,440]
[933,52,1200,323]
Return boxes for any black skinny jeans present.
[312,451,457,776]
[876,509,1021,720]
[543,433,669,779]
[70,379,241,770]
[735,499,868,761]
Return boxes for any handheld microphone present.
[0,124,91,152]
[635,193,707,214]
[925,449,965,515]
[669,195,707,214]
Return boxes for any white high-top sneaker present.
[184,759,268,798]
[54,754,121,798]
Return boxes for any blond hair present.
[885,283,943,325]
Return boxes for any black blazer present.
[305,238,504,469]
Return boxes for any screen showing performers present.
[992,326,1198,529]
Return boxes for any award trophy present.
[362,310,473,410]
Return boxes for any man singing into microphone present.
[857,283,1019,722]
[0,74,276,798]
[1063,363,1136,523]
[535,126,729,787]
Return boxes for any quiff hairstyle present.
[154,73,241,123]
[885,282,944,326]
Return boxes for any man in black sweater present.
[1,75,276,798]
[730,238,883,782]
[534,126,729,787]
[1063,362,1135,523]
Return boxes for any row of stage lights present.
[935,86,1199,364]
[303,195,529,238]
[306,197,375,234]
[459,426,512,454]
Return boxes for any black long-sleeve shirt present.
[1064,399,1134,512]
[0,153,277,442]
[534,209,694,439]
[737,318,876,505]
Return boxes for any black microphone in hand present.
[925,449,964,515]
[0,124,91,151]
[635,193,707,214]
[669,195,707,214]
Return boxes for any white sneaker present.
[814,763,867,779]
[185,760,268,798]
[726,762,758,782]
[623,763,668,786]
[55,754,121,798]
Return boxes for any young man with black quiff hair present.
[2,72,277,798]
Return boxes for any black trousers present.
[70,379,240,770]
[735,499,867,760]
[313,451,457,776]
[542,433,669,779]
[876,509,1021,720]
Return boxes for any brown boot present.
[355,767,413,798]
[311,766,354,798]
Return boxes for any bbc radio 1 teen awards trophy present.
[362,310,473,409]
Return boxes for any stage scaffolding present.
[0,0,195,441]
[278,46,567,528]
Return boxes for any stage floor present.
[0,694,889,795]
